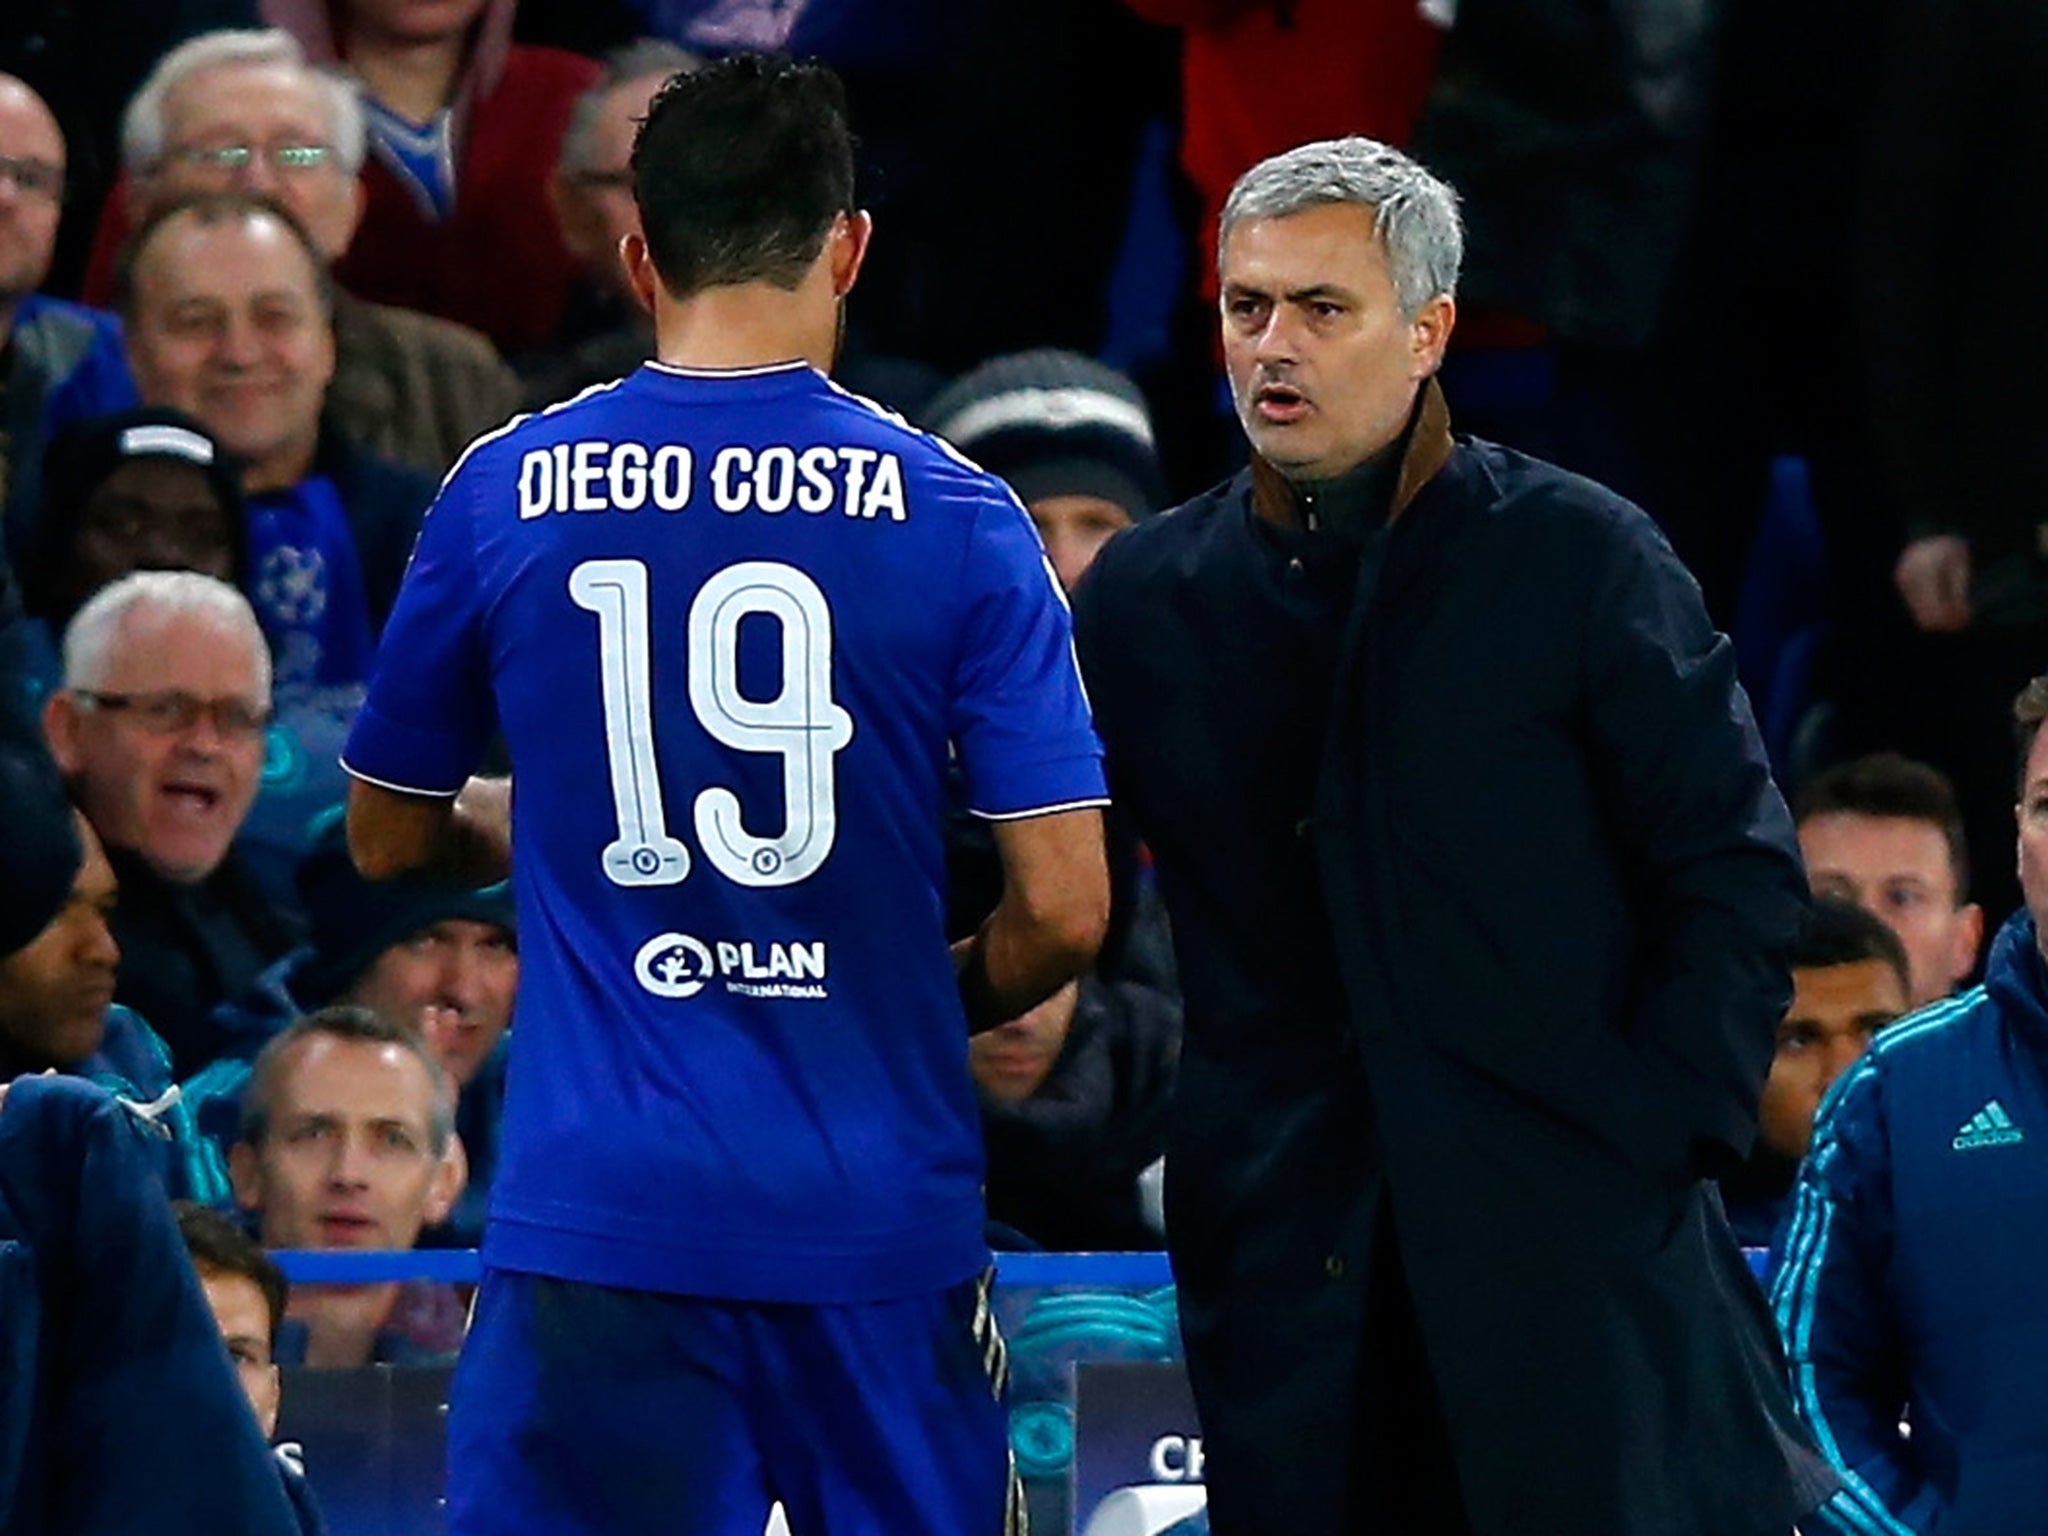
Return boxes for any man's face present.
[1758,959,1905,1162]
[152,62,361,260]
[57,459,238,617]
[198,1267,280,1439]
[342,919,517,1089]
[231,1033,455,1252]
[1800,813,1982,1007]
[2018,726,2048,951]
[554,71,668,297]
[0,76,64,308]
[0,814,118,1071]
[969,982,1078,1104]
[1029,494,1132,595]
[47,606,268,882]
[1219,201,1452,483]
[125,211,336,491]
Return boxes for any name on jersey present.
[518,442,907,523]
[634,931,830,1002]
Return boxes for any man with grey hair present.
[42,570,298,1076]
[527,39,698,406]
[1071,136,1835,1535]
[101,27,519,473]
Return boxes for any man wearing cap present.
[12,406,245,697]
[200,810,516,1245]
[925,347,1165,594]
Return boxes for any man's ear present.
[621,230,660,317]
[829,209,873,299]
[1409,293,1456,379]
[424,1133,467,1225]
[1951,902,1986,989]
[228,1141,265,1214]
[43,691,81,775]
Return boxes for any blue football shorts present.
[445,1266,1023,1536]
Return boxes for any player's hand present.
[1895,535,1973,632]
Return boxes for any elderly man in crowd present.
[106,28,519,473]
[42,570,294,1076]
[118,193,434,693]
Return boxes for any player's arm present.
[347,775,511,887]
[956,806,1109,1034]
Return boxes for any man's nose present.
[328,1133,374,1186]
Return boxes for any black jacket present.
[1071,383,1836,1535]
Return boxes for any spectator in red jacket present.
[259,0,598,355]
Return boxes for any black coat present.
[1070,385,1837,1535]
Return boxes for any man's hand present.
[1895,535,1973,632]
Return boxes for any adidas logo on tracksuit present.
[1952,1099,2027,1151]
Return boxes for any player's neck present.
[653,284,838,376]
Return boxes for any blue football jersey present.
[343,362,1105,1303]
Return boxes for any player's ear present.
[830,209,872,299]
[621,230,661,317]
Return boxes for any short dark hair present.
[174,1200,288,1347]
[2016,675,2048,790]
[630,53,854,298]
[1790,896,1912,1000]
[113,191,335,319]
[1793,751,1970,901]
[240,1004,453,1156]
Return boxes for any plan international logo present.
[1952,1099,2026,1152]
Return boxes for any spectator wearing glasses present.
[42,570,298,1077]
[0,75,133,571]
[260,0,600,357]
[79,28,522,477]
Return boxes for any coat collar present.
[1248,377,1455,533]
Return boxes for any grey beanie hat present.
[922,350,1165,522]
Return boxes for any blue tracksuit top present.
[0,1075,304,1535]
[1770,909,2048,1536]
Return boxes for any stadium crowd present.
[2,2,2046,1534]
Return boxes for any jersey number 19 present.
[569,557,854,891]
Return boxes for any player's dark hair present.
[1793,751,1970,901]
[112,191,336,319]
[174,1200,289,1348]
[630,53,854,298]
[1790,896,1912,1000]
[239,1003,454,1156]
